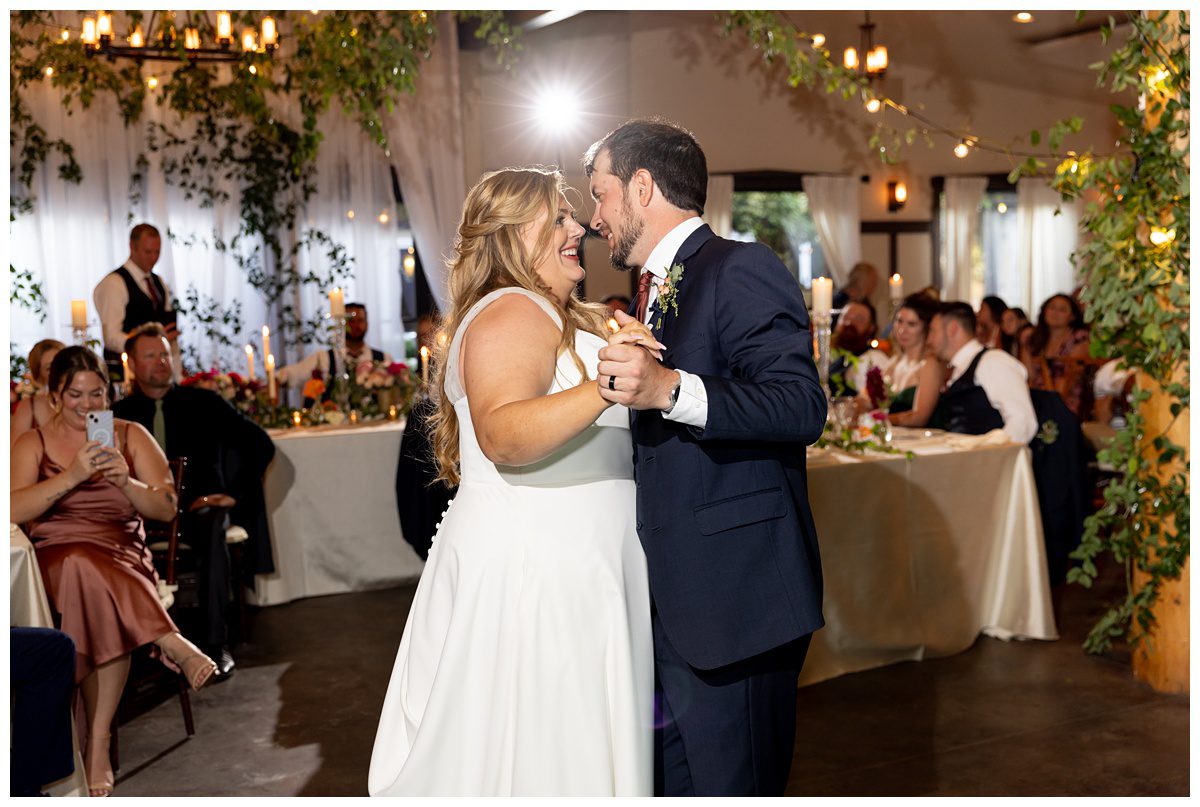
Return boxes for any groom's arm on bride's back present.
[696,242,826,444]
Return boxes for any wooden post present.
[1130,10,1188,694]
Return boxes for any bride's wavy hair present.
[429,166,610,486]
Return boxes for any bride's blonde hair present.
[429,167,610,486]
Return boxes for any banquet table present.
[799,428,1058,686]
[10,525,89,797]
[249,420,425,606]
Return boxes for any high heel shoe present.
[178,653,219,691]
[86,734,114,797]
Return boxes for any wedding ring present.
[608,374,616,391]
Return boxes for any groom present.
[589,119,827,796]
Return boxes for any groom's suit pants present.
[652,608,811,796]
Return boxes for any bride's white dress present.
[368,287,653,796]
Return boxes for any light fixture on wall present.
[887,180,907,212]
[80,11,278,63]
[842,11,888,82]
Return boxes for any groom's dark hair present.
[584,118,707,215]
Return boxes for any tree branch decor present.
[10,10,518,365]
[724,10,1189,654]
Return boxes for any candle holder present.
[71,325,89,346]
[813,312,833,395]
[329,313,352,414]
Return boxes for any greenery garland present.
[724,10,1189,654]
[10,11,518,367]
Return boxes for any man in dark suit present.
[114,323,276,676]
[588,119,827,796]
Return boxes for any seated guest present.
[830,300,888,397]
[94,223,180,380]
[11,346,217,797]
[11,339,65,444]
[927,302,1038,444]
[831,261,880,316]
[1000,307,1030,356]
[601,294,632,317]
[879,294,947,428]
[277,302,395,393]
[10,627,76,796]
[976,295,1008,349]
[396,316,455,560]
[114,323,276,676]
[1024,293,1093,421]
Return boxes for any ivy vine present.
[724,10,1189,654]
[10,10,519,366]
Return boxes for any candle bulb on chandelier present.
[129,26,145,48]
[242,28,258,52]
[82,18,97,46]
[184,27,200,50]
[97,12,113,40]
[216,11,233,44]
[261,16,277,48]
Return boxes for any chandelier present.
[80,11,278,63]
[842,11,888,80]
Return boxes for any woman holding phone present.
[9,346,217,797]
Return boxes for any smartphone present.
[86,410,116,449]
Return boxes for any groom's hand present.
[597,342,679,411]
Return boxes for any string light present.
[811,33,825,48]
[865,97,881,113]
[378,211,389,224]
[60,29,70,41]
[44,66,54,77]
[997,202,1008,214]
[248,65,257,74]
[146,76,158,90]
[1149,227,1176,248]
[954,140,971,158]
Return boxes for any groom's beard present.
[609,195,644,271]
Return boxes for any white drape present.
[941,177,988,304]
[802,174,860,287]
[10,80,400,369]
[704,174,734,238]
[384,12,466,314]
[1015,177,1080,313]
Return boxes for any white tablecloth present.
[800,428,1057,686]
[249,421,425,606]
[10,525,89,797]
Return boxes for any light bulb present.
[811,33,825,48]
[1149,227,1176,247]
[843,47,859,71]
[954,141,970,159]
[865,97,881,113]
[44,66,54,77]
[997,202,1008,214]
[347,210,355,220]
[61,29,70,41]
[378,212,390,224]
[1013,12,1034,23]
[146,76,159,90]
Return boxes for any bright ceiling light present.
[534,85,577,139]
[1014,12,1034,23]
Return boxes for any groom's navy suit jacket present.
[632,224,826,671]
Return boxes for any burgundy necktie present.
[634,271,654,323]
[144,273,161,309]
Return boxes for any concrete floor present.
[111,562,1189,797]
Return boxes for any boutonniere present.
[654,262,686,329]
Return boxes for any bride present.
[369,168,655,796]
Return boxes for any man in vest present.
[277,302,394,400]
[928,301,1037,444]
[94,223,178,378]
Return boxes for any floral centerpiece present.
[310,359,416,420]
[181,369,292,428]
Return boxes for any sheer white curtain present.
[802,174,860,287]
[704,174,734,238]
[9,83,398,369]
[1016,177,1080,313]
[384,12,466,314]
[941,177,987,304]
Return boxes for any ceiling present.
[463,10,1133,106]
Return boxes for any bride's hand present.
[607,312,665,360]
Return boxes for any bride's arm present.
[464,295,611,467]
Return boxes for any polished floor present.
[111,562,1189,797]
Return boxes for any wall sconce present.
[887,180,907,212]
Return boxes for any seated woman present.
[1024,294,1093,421]
[1000,307,1030,357]
[876,294,947,428]
[10,346,217,797]
[11,339,65,445]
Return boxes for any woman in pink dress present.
[10,346,217,796]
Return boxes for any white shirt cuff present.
[662,369,708,429]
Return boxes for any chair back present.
[144,457,187,585]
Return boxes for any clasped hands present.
[597,310,680,411]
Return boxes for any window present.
[935,178,1019,305]
[731,191,827,287]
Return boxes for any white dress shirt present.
[277,344,395,386]
[94,259,174,354]
[637,216,708,429]
[947,339,1038,444]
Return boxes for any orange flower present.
[303,378,326,400]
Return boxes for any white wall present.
[460,11,1119,312]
